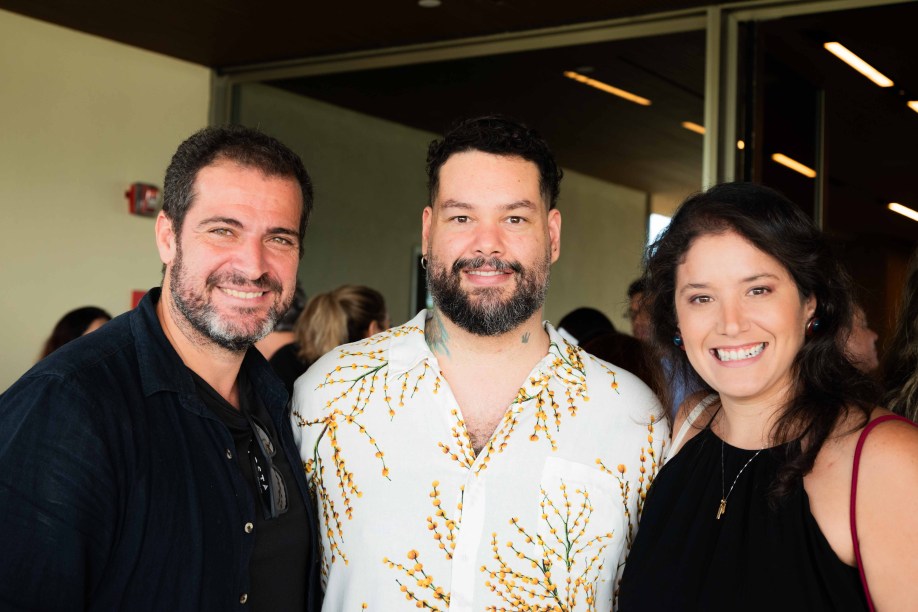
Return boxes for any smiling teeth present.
[716,343,765,362]
[221,288,264,299]
[467,270,504,276]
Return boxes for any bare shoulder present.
[857,408,918,451]
[851,408,918,610]
[813,407,918,487]
[855,408,918,494]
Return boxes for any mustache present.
[206,271,283,293]
[451,257,523,274]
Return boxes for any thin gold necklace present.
[717,439,763,520]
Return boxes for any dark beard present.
[169,245,289,352]
[427,254,550,336]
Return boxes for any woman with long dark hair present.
[618,183,918,611]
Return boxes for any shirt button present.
[239,593,248,604]
[226,449,233,459]
[244,522,254,534]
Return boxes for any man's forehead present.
[435,152,546,209]
[191,161,302,204]
[440,150,539,173]
[181,163,302,229]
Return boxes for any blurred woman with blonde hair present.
[270,285,388,395]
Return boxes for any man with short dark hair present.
[292,115,665,610]
[0,125,321,611]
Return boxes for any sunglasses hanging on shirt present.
[246,414,289,520]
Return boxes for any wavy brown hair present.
[642,182,878,499]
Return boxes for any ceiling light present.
[563,71,651,106]
[824,42,893,87]
[771,153,816,178]
[681,121,705,135]
[908,101,918,114]
[737,140,745,150]
[418,0,441,6]
[889,202,918,222]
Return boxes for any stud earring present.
[673,333,684,348]
[805,317,821,337]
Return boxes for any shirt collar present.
[131,288,286,409]
[387,309,574,378]
[388,309,435,378]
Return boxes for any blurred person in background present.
[556,306,615,346]
[627,278,652,343]
[845,303,879,375]
[271,284,388,395]
[883,250,918,421]
[257,283,307,361]
[556,306,657,390]
[40,306,111,359]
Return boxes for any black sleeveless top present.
[618,427,867,611]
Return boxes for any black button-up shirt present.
[0,289,322,611]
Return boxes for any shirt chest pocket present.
[531,456,623,606]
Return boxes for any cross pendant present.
[716,499,727,520]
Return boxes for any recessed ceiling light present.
[681,121,705,135]
[771,153,816,178]
[418,0,441,7]
[824,42,893,87]
[889,202,918,222]
[563,71,651,106]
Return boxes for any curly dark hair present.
[426,115,563,209]
[642,182,877,499]
[162,124,313,254]
[882,249,918,421]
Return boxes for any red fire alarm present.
[126,183,161,217]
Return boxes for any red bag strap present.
[850,414,916,611]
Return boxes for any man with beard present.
[291,116,665,610]
[0,126,322,611]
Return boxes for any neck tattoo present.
[425,310,451,358]
[717,439,763,520]
[521,331,530,344]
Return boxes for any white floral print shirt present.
[291,310,667,611]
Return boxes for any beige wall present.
[546,168,648,330]
[236,83,647,332]
[236,83,432,326]
[0,10,211,391]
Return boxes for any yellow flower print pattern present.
[383,481,464,611]
[293,315,666,607]
[295,330,606,572]
[437,340,604,475]
[481,481,613,612]
[293,325,430,568]
[596,417,664,554]
[479,417,664,610]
